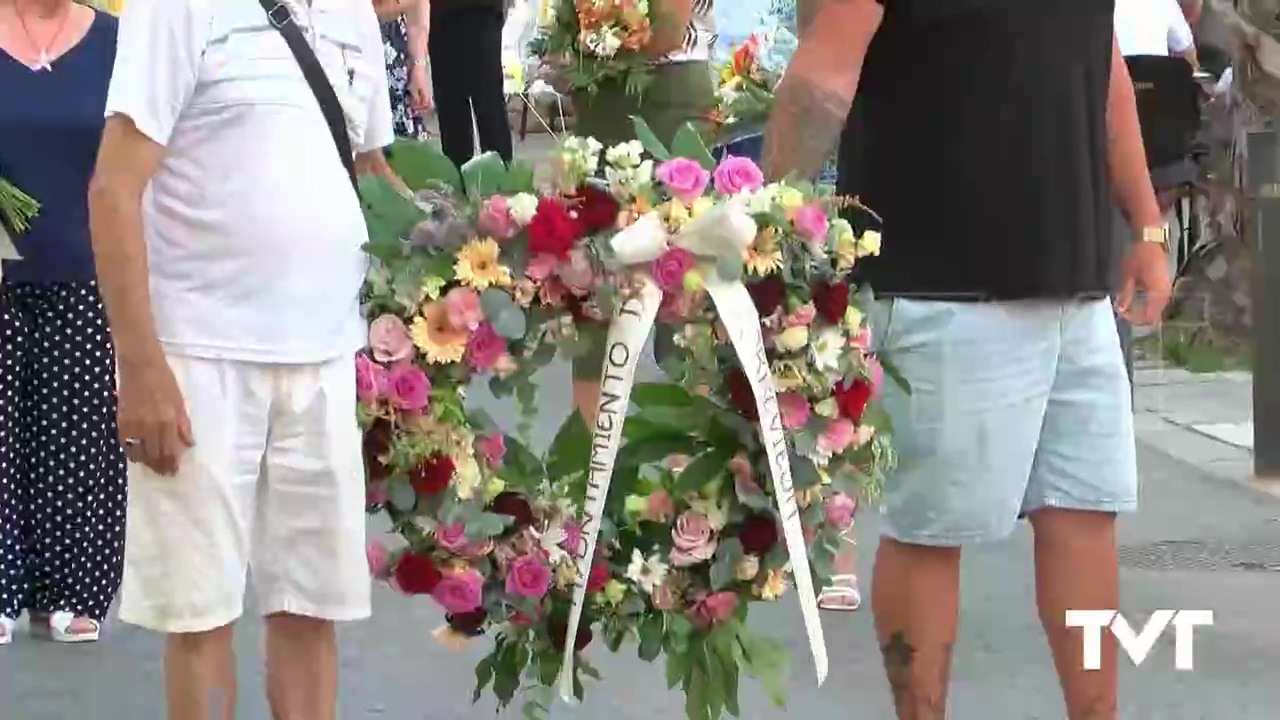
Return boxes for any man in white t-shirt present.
[87,1,395,717]
[1115,0,1199,69]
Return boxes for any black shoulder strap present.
[258,1,359,192]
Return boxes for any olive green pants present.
[571,61,714,381]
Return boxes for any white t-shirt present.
[106,0,394,364]
[1114,0,1195,57]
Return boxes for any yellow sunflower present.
[745,227,784,276]
[410,301,467,364]
[454,238,512,290]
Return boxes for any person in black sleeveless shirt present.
[428,0,513,168]
[764,1,1170,717]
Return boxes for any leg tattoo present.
[880,632,953,720]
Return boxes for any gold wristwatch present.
[1140,224,1171,250]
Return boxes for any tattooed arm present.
[762,0,884,181]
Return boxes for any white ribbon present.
[557,205,829,701]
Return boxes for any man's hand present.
[409,63,433,115]
[118,357,194,476]
[1115,241,1173,326]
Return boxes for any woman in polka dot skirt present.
[0,1,125,645]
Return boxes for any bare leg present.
[265,614,338,720]
[871,537,961,720]
[164,624,237,720]
[1028,508,1120,720]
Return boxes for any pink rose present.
[793,204,830,243]
[476,432,506,467]
[366,539,390,579]
[824,491,858,530]
[431,568,485,614]
[386,363,431,412]
[783,304,817,328]
[525,253,557,282]
[465,322,507,371]
[688,591,738,627]
[778,392,811,430]
[477,195,519,240]
[369,315,414,363]
[651,247,696,294]
[435,521,470,552]
[713,155,765,196]
[444,287,484,331]
[669,511,718,567]
[355,354,387,404]
[728,454,753,483]
[817,417,858,455]
[866,354,885,394]
[558,247,596,296]
[655,158,711,204]
[644,490,676,523]
[505,555,553,599]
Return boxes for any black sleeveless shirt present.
[839,0,1117,300]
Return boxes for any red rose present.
[569,184,621,235]
[834,378,874,423]
[746,275,786,317]
[447,609,488,636]
[738,513,779,555]
[393,552,442,595]
[510,601,546,627]
[586,558,610,593]
[811,281,850,324]
[527,198,581,258]
[489,491,535,530]
[410,453,455,495]
[363,418,394,481]
[548,618,594,652]
[725,368,758,421]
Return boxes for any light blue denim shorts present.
[869,297,1138,546]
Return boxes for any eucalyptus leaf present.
[465,511,513,541]
[489,375,514,398]
[387,138,462,192]
[710,538,745,590]
[714,254,744,282]
[388,482,417,513]
[671,122,717,171]
[473,657,495,703]
[790,452,823,490]
[492,307,528,339]
[638,614,665,662]
[631,116,672,160]
[461,152,509,199]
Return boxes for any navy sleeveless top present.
[0,11,117,284]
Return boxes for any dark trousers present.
[428,7,513,169]
[0,282,126,622]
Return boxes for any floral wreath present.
[358,121,896,720]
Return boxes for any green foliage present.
[387,138,461,191]
[461,151,509,199]
[632,116,672,160]
[359,175,425,261]
[671,123,717,171]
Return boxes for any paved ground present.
[4,355,1280,720]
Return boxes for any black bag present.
[258,0,359,191]
[1124,55,1201,172]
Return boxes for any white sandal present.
[817,574,862,612]
[29,611,100,643]
[0,616,15,646]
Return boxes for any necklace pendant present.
[33,50,51,72]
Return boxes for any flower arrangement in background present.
[529,0,658,96]
[709,34,783,142]
[358,121,897,720]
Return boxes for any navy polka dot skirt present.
[0,282,126,623]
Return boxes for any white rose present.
[508,193,539,225]
[809,327,844,372]
[606,140,644,169]
[776,325,810,352]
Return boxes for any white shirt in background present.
[1114,0,1195,57]
[105,0,394,365]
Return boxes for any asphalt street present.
[4,359,1280,720]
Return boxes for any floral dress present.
[381,16,427,139]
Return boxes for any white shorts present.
[117,354,371,634]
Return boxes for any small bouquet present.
[530,0,658,96]
[0,178,39,260]
[710,34,783,144]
